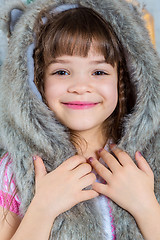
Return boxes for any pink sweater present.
[0,153,20,215]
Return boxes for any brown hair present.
[33,5,135,144]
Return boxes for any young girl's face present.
[44,46,118,133]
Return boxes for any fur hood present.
[0,0,160,239]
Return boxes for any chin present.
[67,125,91,132]
[59,116,104,132]
[66,122,101,132]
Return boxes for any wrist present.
[31,195,58,221]
[131,195,160,220]
[11,195,57,240]
[131,196,160,239]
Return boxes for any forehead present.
[46,43,118,71]
[46,52,118,75]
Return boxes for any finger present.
[88,157,112,181]
[92,182,109,196]
[80,189,99,201]
[135,151,154,178]
[109,144,135,166]
[98,148,121,172]
[73,163,92,178]
[33,156,47,182]
[62,155,86,171]
[80,172,96,188]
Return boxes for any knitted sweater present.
[0,153,21,216]
[0,0,160,239]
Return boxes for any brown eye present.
[93,71,108,76]
[52,70,69,76]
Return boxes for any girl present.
[0,0,160,239]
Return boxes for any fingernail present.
[137,151,142,157]
[98,148,103,154]
[32,156,36,161]
[88,157,94,163]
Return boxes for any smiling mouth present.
[62,101,100,110]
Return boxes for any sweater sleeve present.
[0,153,21,216]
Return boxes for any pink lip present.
[62,101,99,110]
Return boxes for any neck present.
[73,126,107,159]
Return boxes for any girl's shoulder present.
[0,153,21,216]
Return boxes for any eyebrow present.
[47,59,108,67]
[46,59,67,67]
[90,60,107,64]
[48,59,69,64]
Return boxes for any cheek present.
[100,81,118,104]
[44,81,65,102]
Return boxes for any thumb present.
[33,156,47,182]
[135,151,154,178]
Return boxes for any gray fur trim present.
[0,0,160,239]
[0,0,26,68]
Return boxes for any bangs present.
[41,6,122,67]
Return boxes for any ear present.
[0,1,26,68]
[10,8,24,34]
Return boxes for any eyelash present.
[93,71,109,76]
[52,70,69,76]
[51,70,109,76]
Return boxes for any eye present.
[52,70,69,76]
[93,71,108,76]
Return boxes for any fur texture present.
[0,0,160,239]
[0,0,26,67]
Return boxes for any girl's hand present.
[33,155,99,219]
[89,146,156,217]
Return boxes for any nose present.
[67,76,93,95]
